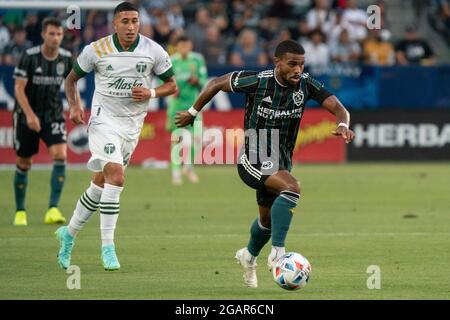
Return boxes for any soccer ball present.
[272,252,312,290]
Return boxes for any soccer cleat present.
[186,171,199,183]
[182,166,199,183]
[45,207,66,224]
[14,210,27,226]
[55,226,74,270]
[101,245,121,271]
[267,248,285,272]
[267,254,277,272]
[172,170,182,186]
[235,248,258,288]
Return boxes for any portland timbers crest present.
[293,90,304,106]
[136,61,147,73]
[104,143,116,155]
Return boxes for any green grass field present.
[0,163,449,300]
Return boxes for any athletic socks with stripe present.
[99,183,123,247]
[68,182,104,237]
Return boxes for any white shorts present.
[87,123,138,172]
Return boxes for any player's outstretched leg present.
[100,183,122,271]
[100,164,124,271]
[236,210,271,288]
[56,180,103,269]
[13,164,29,226]
[45,160,67,224]
[55,226,74,269]
[235,247,258,288]
[264,171,300,271]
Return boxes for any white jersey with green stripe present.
[74,33,173,140]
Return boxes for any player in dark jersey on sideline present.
[175,40,355,288]
[12,17,73,226]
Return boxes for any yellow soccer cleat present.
[44,207,66,225]
[14,210,28,226]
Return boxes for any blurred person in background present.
[0,16,10,54]
[290,17,311,44]
[329,28,361,63]
[24,11,41,46]
[395,25,436,65]
[363,28,395,65]
[266,28,293,64]
[90,11,110,39]
[202,25,227,66]
[231,0,266,35]
[302,28,329,66]
[208,0,229,34]
[259,16,281,49]
[153,11,176,48]
[2,27,32,66]
[341,0,367,41]
[167,3,185,30]
[186,7,210,53]
[166,36,208,185]
[429,0,450,44]
[166,29,184,55]
[230,28,268,66]
[306,0,334,33]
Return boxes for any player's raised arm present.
[175,72,234,128]
[321,95,355,144]
[64,69,84,125]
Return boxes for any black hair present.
[274,40,305,58]
[114,1,139,16]
[176,35,191,44]
[42,17,62,31]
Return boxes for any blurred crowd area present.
[0,0,449,68]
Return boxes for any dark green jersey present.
[230,69,332,171]
[13,45,73,123]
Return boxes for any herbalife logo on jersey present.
[107,78,143,90]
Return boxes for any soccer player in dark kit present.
[175,40,356,288]
[12,18,73,226]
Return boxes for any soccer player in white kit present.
[56,2,177,271]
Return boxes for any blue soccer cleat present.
[101,244,120,271]
[55,226,74,270]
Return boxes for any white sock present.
[245,248,257,265]
[99,183,123,247]
[68,182,103,237]
[270,246,286,261]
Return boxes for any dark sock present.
[49,160,66,208]
[247,218,271,257]
[271,191,300,247]
[14,166,28,211]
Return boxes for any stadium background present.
[1,0,449,165]
[0,0,449,301]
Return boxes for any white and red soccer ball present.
[272,252,312,290]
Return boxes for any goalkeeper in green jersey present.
[166,36,208,185]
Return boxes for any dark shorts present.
[13,112,67,158]
[237,152,278,208]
